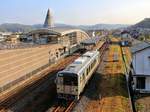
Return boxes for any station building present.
[24,9,90,53]
[26,27,89,51]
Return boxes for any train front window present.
[63,75,78,86]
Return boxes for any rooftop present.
[60,51,98,74]
[130,42,150,53]
[28,26,88,37]
[81,36,104,45]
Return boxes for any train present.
[56,51,100,100]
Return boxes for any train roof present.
[58,51,99,75]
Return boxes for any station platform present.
[0,44,64,93]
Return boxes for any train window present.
[90,65,92,70]
[57,77,63,84]
[63,75,77,86]
[92,62,94,66]
[94,60,96,65]
[58,74,63,77]
[83,72,86,79]
[86,68,88,75]
[88,67,90,74]
[80,76,82,83]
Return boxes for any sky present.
[0,0,150,25]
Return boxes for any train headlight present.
[72,88,77,92]
[74,88,78,92]
[76,88,78,91]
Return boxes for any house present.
[131,42,150,93]
[0,32,12,42]
[0,33,4,42]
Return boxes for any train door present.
[63,76,70,94]
[57,74,64,93]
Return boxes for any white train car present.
[56,51,100,100]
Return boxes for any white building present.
[131,42,150,93]
[0,32,12,42]
[0,34,4,42]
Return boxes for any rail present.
[120,46,134,112]
[52,100,76,112]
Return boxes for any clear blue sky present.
[0,0,150,25]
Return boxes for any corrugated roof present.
[28,26,89,37]
[49,26,77,33]
[130,42,150,53]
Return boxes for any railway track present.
[0,41,107,112]
[21,54,81,112]
[0,53,80,112]
[0,72,55,111]
[52,100,75,112]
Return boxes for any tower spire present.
[43,9,53,28]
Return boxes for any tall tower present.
[43,9,53,28]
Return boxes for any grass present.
[84,43,132,112]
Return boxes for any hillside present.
[0,23,73,32]
[78,24,129,30]
[133,18,150,29]
[0,23,34,32]
[0,23,129,32]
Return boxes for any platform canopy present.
[81,36,104,46]
[28,27,89,37]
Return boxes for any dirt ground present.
[73,44,132,112]
[134,94,150,112]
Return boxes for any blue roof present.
[130,42,150,53]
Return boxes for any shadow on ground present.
[84,72,129,100]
